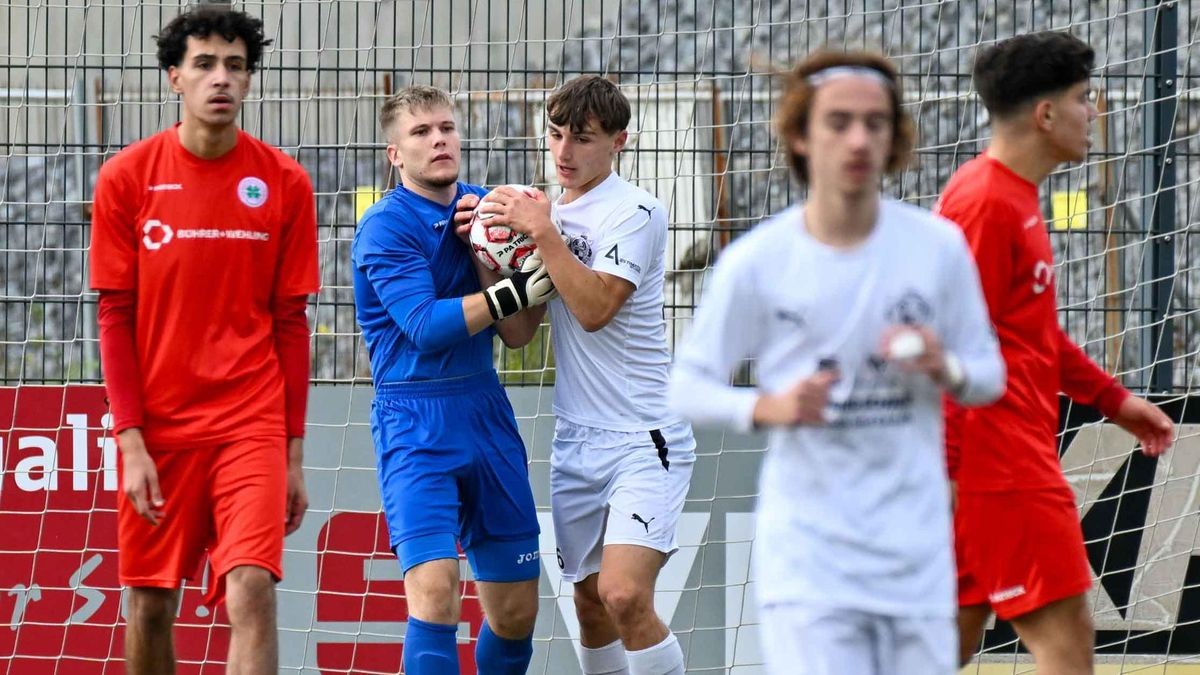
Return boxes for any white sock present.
[580,639,630,675]
[626,632,685,675]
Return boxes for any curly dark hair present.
[154,7,272,73]
[973,31,1095,119]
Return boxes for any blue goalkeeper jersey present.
[352,182,492,384]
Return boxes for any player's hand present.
[285,438,308,535]
[1111,396,1174,458]
[118,429,164,526]
[752,368,839,427]
[880,325,960,390]
[480,187,556,242]
[482,251,557,320]
[453,193,481,244]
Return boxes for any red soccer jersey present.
[90,125,319,450]
[938,154,1127,492]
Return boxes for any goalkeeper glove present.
[483,251,557,321]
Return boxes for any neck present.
[562,169,612,205]
[985,124,1060,185]
[803,186,879,247]
[176,118,239,160]
[403,177,458,206]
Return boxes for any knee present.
[574,584,608,626]
[126,588,177,632]
[405,568,460,624]
[224,565,276,626]
[597,578,652,627]
[487,597,538,639]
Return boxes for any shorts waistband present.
[375,370,502,398]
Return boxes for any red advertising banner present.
[0,386,481,673]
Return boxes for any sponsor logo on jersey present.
[147,183,183,192]
[432,219,448,230]
[1032,260,1053,294]
[237,177,268,208]
[142,220,174,250]
[603,243,642,274]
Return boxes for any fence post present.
[1141,0,1178,393]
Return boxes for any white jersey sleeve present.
[590,202,664,288]
[669,241,764,433]
[938,225,1006,405]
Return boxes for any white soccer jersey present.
[550,173,678,431]
[670,199,1005,618]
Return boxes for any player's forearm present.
[1057,327,1129,417]
[494,304,546,349]
[670,362,758,433]
[538,238,623,331]
[272,295,311,439]
[97,290,145,433]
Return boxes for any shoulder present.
[355,192,416,250]
[607,178,668,228]
[937,157,1015,223]
[98,131,170,183]
[882,200,967,250]
[720,206,797,269]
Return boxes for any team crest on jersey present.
[885,290,933,326]
[565,233,593,264]
[237,177,268,208]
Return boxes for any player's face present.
[386,105,461,190]
[548,118,627,196]
[1046,80,1098,163]
[168,35,251,129]
[792,76,893,198]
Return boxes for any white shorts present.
[550,418,695,583]
[759,603,956,675]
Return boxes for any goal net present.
[1,1,1197,673]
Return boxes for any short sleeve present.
[274,163,320,298]
[590,200,665,288]
[89,160,139,291]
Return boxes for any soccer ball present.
[469,185,539,277]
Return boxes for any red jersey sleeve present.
[272,294,310,438]
[1057,327,1129,419]
[89,161,140,290]
[274,164,320,298]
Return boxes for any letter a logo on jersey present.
[238,177,269,208]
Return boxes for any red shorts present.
[955,486,1092,620]
[117,436,287,606]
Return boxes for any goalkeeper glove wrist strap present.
[484,280,523,321]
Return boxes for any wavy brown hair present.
[774,50,914,184]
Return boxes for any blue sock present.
[404,617,459,675]
[475,619,533,675]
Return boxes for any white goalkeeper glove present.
[483,251,558,321]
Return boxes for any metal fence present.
[1,0,1196,391]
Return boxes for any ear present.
[385,144,403,170]
[790,134,808,159]
[1033,98,1055,132]
[612,129,629,154]
[167,66,182,95]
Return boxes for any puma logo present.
[631,513,655,533]
[636,204,654,216]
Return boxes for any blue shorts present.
[370,370,540,582]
